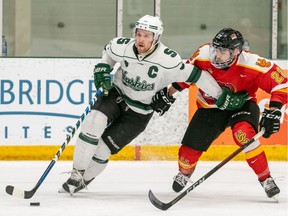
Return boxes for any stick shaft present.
[6,89,102,199]
[148,128,265,210]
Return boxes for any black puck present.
[30,202,40,206]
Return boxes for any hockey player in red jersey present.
[151,28,287,199]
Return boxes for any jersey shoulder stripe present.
[236,51,274,73]
[188,43,210,64]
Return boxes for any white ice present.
[1,161,287,216]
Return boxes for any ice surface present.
[1,161,287,216]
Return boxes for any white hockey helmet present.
[134,15,164,44]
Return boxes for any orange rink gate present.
[188,87,287,146]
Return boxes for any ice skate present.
[259,176,280,199]
[61,168,90,196]
[61,177,94,195]
[172,171,193,192]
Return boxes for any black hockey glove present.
[260,108,282,138]
[93,63,113,96]
[151,87,176,116]
[215,87,249,111]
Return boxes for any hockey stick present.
[148,127,265,211]
[5,88,103,199]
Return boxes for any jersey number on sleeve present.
[117,38,131,44]
[164,48,177,58]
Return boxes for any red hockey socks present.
[178,145,202,175]
[232,122,270,181]
[246,151,270,181]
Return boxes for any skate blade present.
[68,186,76,196]
[58,187,68,193]
[271,195,279,203]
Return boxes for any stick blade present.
[148,190,171,211]
[6,185,25,198]
[6,185,34,199]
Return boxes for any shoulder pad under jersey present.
[105,37,134,62]
[237,51,274,73]
[188,43,210,64]
[151,43,183,69]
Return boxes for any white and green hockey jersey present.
[101,37,221,114]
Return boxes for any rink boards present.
[0,145,287,161]
[0,58,287,161]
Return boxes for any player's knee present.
[232,121,257,146]
[178,145,202,175]
[81,110,108,140]
[93,138,111,161]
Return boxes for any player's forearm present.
[195,70,222,99]
[168,85,178,96]
[169,70,222,99]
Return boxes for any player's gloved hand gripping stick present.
[5,88,103,199]
[148,127,265,211]
[93,63,113,96]
[260,108,282,138]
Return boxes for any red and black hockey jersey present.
[175,43,287,109]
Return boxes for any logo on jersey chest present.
[122,71,155,91]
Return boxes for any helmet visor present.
[209,45,235,69]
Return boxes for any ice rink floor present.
[1,161,287,216]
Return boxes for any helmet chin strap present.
[224,50,240,68]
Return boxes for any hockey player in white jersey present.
[61,15,249,195]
